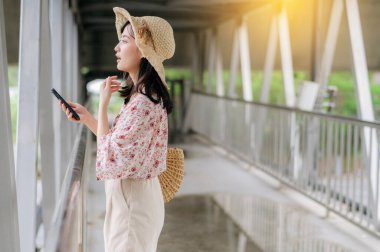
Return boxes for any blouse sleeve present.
[95,96,154,180]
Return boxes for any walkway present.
[85,133,380,252]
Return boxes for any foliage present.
[7,66,380,143]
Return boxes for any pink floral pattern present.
[96,93,168,180]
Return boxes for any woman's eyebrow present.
[121,35,130,39]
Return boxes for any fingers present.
[58,100,80,122]
[60,102,73,115]
[65,108,76,121]
[67,101,77,108]
[105,76,118,85]
[64,106,70,116]
[105,76,121,92]
[111,83,121,89]
[60,102,66,111]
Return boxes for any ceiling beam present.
[80,1,218,15]
[78,0,279,32]
[167,0,262,6]
[82,24,210,33]
[82,17,215,26]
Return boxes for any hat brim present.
[113,7,135,40]
[113,7,170,91]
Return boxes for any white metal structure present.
[39,0,57,232]
[0,0,82,250]
[226,18,253,102]
[2,0,380,250]
[16,0,42,250]
[0,0,20,251]
[313,0,378,224]
[189,92,380,236]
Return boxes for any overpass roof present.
[78,0,277,33]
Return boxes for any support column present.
[50,0,64,194]
[307,0,344,197]
[260,16,278,103]
[228,18,253,101]
[191,32,200,91]
[39,0,56,234]
[215,29,224,97]
[228,23,239,98]
[346,0,374,121]
[0,0,20,250]
[239,18,253,102]
[277,3,295,107]
[64,6,74,151]
[61,2,71,182]
[314,0,344,110]
[206,28,216,94]
[16,0,41,250]
[255,15,278,162]
[345,0,379,228]
[199,31,206,92]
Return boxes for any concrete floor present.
[85,133,380,252]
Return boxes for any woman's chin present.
[116,63,128,72]
[116,64,123,71]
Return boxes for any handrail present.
[189,92,380,237]
[191,90,380,127]
[44,122,88,251]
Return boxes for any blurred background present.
[2,0,380,251]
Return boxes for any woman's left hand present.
[99,75,122,106]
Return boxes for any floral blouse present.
[96,93,168,180]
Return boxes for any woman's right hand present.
[59,100,90,124]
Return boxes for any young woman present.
[59,7,175,252]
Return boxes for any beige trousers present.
[103,177,165,252]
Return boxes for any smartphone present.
[51,88,80,120]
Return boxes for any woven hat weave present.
[158,147,184,203]
[113,7,175,91]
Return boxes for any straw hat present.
[159,147,184,203]
[113,7,175,91]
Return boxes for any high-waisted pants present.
[103,176,165,252]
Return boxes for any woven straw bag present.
[158,147,184,203]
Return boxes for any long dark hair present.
[117,21,173,115]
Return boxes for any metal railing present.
[44,122,91,252]
[213,193,353,252]
[188,91,380,236]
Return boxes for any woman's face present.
[114,24,142,73]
